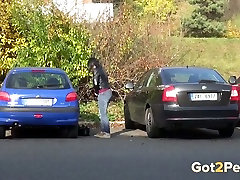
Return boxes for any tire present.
[61,126,78,138]
[218,127,235,138]
[11,128,22,138]
[124,103,135,129]
[0,126,6,139]
[145,108,165,138]
[78,125,90,136]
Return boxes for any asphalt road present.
[0,127,240,180]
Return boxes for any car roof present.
[160,66,214,71]
[9,67,66,73]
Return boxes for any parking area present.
[1,127,240,180]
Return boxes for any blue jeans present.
[98,89,112,133]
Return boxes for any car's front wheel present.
[145,108,165,138]
[0,126,6,139]
[218,127,235,138]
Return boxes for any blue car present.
[0,67,79,138]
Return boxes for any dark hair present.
[88,57,100,69]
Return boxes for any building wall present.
[83,0,92,3]
[52,0,114,22]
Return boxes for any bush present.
[226,20,240,38]
[86,3,177,100]
[182,0,226,37]
[11,0,92,86]
[132,0,176,20]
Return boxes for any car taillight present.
[0,91,10,102]
[230,86,239,101]
[162,86,177,102]
[66,92,78,102]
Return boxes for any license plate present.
[22,99,53,106]
[190,93,218,101]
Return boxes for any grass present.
[170,37,240,79]
[80,101,124,122]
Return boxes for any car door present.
[133,70,160,124]
[136,70,162,124]
[127,71,150,123]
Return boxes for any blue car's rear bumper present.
[0,107,79,126]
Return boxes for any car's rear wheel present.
[218,127,235,138]
[145,108,165,138]
[11,128,23,138]
[124,103,135,129]
[0,126,6,139]
[61,125,78,138]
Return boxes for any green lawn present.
[170,37,240,79]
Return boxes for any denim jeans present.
[98,89,112,133]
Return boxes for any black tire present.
[11,128,22,138]
[145,108,165,138]
[0,126,6,139]
[124,103,135,129]
[61,126,78,138]
[218,127,235,138]
[78,125,90,136]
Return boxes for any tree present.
[182,0,226,37]
[0,0,24,81]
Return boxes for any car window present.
[146,72,158,88]
[162,68,226,84]
[135,71,150,89]
[5,72,71,89]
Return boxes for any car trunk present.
[175,83,232,107]
[5,89,72,108]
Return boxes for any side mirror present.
[229,76,237,85]
[125,82,134,89]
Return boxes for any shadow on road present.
[164,128,220,139]
[6,126,240,140]
[111,127,240,140]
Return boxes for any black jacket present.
[93,66,110,93]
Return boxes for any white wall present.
[53,0,113,22]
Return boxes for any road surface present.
[0,127,240,180]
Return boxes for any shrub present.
[182,0,226,37]
[86,3,176,100]
[11,0,92,86]
[132,0,176,21]
[226,20,240,38]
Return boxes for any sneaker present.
[94,132,111,138]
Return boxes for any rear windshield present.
[6,72,71,89]
[162,68,226,84]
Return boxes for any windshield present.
[5,72,71,89]
[162,68,226,85]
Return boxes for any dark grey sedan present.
[124,67,239,138]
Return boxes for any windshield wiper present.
[199,79,218,83]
